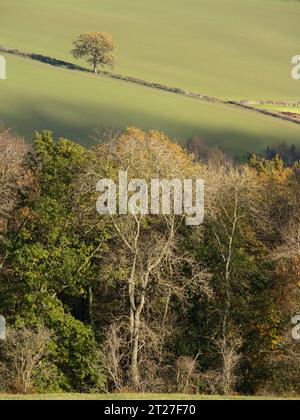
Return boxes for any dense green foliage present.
[0,132,105,391]
[1,129,300,396]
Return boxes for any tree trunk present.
[131,323,140,389]
[88,285,94,325]
[130,305,143,389]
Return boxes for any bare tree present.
[200,333,243,396]
[75,128,211,390]
[0,128,28,220]
[213,185,241,339]
[274,221,300,260]
[118,215,175,389]
[0,327,52,393]
[202,165,260,395]
[0,129,28,275]
[176,354,200,394]
[100,322,126,392]
[215,333,243,396]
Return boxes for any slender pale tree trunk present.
[129,280,145,389]
[131,308,142,389]
[93,59,98,74]
[113,216,175,390]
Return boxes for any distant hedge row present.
[1,46,299,125]
[0,46,220,103]
[238,100,300,107]
[0,46,89,72]
[228,101,300,125]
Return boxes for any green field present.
[0,393,296,401]
[256,105,300,114]
[2,54,300,153]
[1,0,300,152]
[2,0,300,100]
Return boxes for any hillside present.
[1,0,300,152]
[2,54,300,153]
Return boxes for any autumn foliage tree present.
[75,128,211,390]
[72,32,117,74]
[2,127,300,396]
[0,129,28,220]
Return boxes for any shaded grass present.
[2,55,300,153]
[1,1,300,152]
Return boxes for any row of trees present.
[0,127,300,395]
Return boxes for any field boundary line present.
[1,46,300,126]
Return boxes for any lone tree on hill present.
[72,32,117,74]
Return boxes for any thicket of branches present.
[1,127,300,396]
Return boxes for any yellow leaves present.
[20,207,31,218]
[248,154,292,183]
[72,32,117,71]
[110,127,197,181]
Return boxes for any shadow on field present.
[0,46,91,74]
[1,96,299,157]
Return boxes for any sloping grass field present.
[2,54,300,153]
[1,0,300,152]
[2,0,300,99]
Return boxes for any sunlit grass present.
[255,105,300,114]
[2,54,300,153]
[1,0,300,100]
[0,393,297,400]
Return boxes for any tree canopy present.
[72,32,117,73]
[1,129,300,396]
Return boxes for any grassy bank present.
[0,393,298,400]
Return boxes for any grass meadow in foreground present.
[0,393,298,401]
